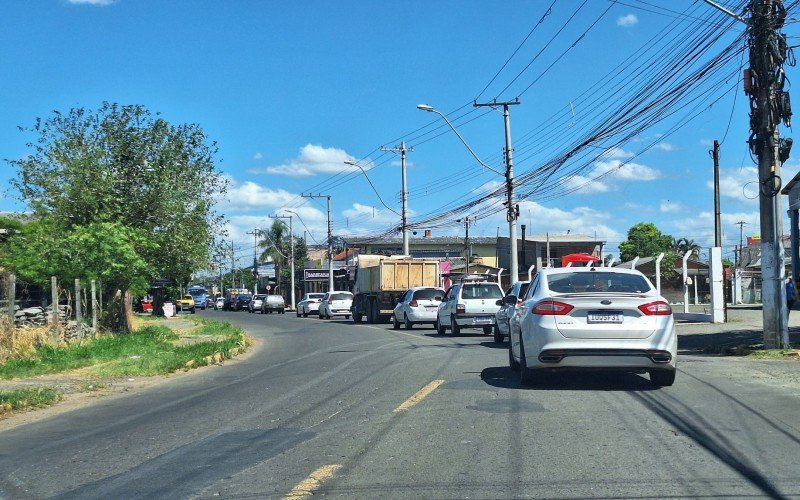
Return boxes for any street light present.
[417,103,519,284]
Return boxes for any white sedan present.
[297,293,325,317]
[392,287,445,329]
[319,291,353,319]
[509,267,677,387]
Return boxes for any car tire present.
[296,310,301,317]
[509,343,520,372]
[392,315,400,329]
[191,308,195,314]
[650,369,676,387]
[450,315,460,336]
[483,326,492,335]
[345,315,350,320]
[353,313,362,323]
[519,340,538,386]
[435,319,446,335]
[494,326,504,344]
[404,314,413,330]
[303,312,308,318]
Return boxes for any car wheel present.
[353,313,362,323]
[392,314,400,329]
[519,340,538,386]
[345,315,350,320]
[303,312,308,318]
[650,369,676,387]
[450,315,460,336]
[191,308,195,314]
[404,314,413,330]
[296,310,301,317]
[509,343,520,371]
[483,326,492,335]
[494,326,504,344]
[435,319,446,335]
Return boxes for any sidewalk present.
[677,304,800,352]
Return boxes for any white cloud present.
[391,160,415,168]
[654,142,674,152]
[561,174,611,194]
[518,201,623,242]
[225,181,298,210]
[700,139,714,146]
[251,144,356,177]
[660,200,686,213]
[602,147,635,160]
[252,152,263,160]
[668,210,760,249]
[617,14,638,27]
[473,179,504,194]
[67,0,116,5]
[591,159,660,181]
[708,167,759,204]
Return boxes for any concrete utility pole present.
[230,241,236,289]
[303,194,334,292]
[269,214,296,310]
[247,229,260,294]
[736,220,748,267]
[380,142,413,256]
[474,98,521,284]
[713,140,722,247]
[459,216,472,274]
[749,0,790,348]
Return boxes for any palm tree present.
[259,220,289,293]
[673,237,700,256]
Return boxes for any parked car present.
[508,267,677,387]
[249,294,266,313]
[176,294,196,314]
[494,280,531,343]
[319,291,353,319]
[392,287,445,330]
[262,295,286,314]
[233,294,252,311]
[297,293,325,317]
[435,280,503,335]
[214,297,224,310]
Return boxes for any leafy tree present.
[258,220,308,297]
[619,223,675,263]
[673,237,701,256]
[5,103,227,330]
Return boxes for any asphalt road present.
[1,310,799,499]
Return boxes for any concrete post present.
[655,253,665,295]
[51,276,59,345]
[527,265,536,281]
[75,278,82,327]
[710,247,725,323]
[682,252,692,313]
[631,256,639,269]
[7,274,15,323]
[91,279,98,333]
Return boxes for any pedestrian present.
[786,277,795,318]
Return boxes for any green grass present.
[746,348,800,360]
[0,322,248,379]
[0,387,60,412]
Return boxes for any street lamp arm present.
[416,104,504,176]
[343,161,402,216]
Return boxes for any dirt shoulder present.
[0,316,258,431]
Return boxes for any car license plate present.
[425,306,438,311]
[474,316,492,324]
[587,311,623,323]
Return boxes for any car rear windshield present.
[461,284,502,299]
[330,293,352,301]
[238,295,252,300]
[547,272,651,294]
[413,289,445,300]
[254,295,266,300]
[307,294,325,299]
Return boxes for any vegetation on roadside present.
[702,343,800,358]
[0,387,60,413]
[0,319,248,379]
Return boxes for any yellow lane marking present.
[284,464,342,499]
[394,379,445,413]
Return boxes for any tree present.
[673,237,701,256]
[258,220,308,297]
[6,103,227,331]
[618,223,675,263]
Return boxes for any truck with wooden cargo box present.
[351,255,441,324]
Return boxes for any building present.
[345,236,498,267]
[496,233,605,275]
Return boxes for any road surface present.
[1,311,799,499]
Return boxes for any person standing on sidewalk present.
[786,277,795,318]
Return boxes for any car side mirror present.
[495,299,503,306]
[503,295,517,305]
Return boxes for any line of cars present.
[210,293,288,313]
[292,266,677,387]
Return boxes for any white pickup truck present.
[435,280,504,336]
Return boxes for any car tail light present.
[409,300,418,307]
[456,304,465,314]
[638,300,672,316]
[532,300,574,316]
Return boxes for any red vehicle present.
[561,253,601,267]
[140,298,153,312]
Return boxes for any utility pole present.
[230,241,236,290]
[247,228,260,294]
[748,0,790,348]
[713,140,722,247]
[459,216,472,274]
[303,194,333,292]
[735,220,748,267]
[381,142,413,256]
[474,98,521,284]
[269,214,296,310]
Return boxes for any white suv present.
[436,280,503,336]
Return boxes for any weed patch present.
[0,387,60,413]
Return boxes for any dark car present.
[234,294,252,311]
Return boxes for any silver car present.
[509,267,677,387]
[392,287,445,330]
[494,280,531,343]
[249,294,266,313]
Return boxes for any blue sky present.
[1,0,797,266]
